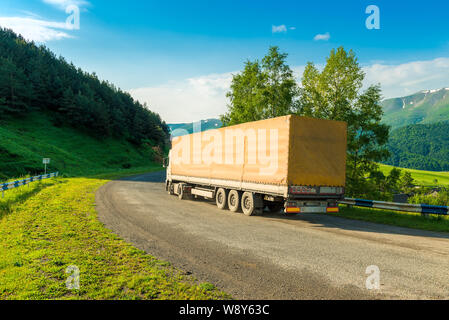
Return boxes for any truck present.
[165,115,347,216]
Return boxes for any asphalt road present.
[96,171,449,299]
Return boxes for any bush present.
[408,188,449,206]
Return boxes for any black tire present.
[167,182,174,195]
[241,192,256,216]
[216,188,228,210]
[228,190,241,212]
[177,184,184,200]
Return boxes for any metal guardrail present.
[340,198,449,215]
[1,172,59,198]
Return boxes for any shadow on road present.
[258,211,449,240]
[117,171,449,240]
[118,170,166,183]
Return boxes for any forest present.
[0,28,169,148]
[384,121,449,171]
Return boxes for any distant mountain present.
[168,119,222,137]
[382,88,449,130]
[383,121,449,171]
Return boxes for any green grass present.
[329,205,449,233]
[0,112,163,180]
[0,167,230,300]
[378,163,449,186]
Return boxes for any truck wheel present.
[177,184,184,200]
[167,182,174,195]
[216,188,228,210]
[228,190,241,212]
[241,192,254,216]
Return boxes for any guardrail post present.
[0,172,59,197]
[340,197,448,216]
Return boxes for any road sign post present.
[43,158,50,175]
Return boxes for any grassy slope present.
[0,113,160,180]
[378,163,449,186]
[0,167,229,300]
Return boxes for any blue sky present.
[1,0,449,122]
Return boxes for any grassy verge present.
[378,163,449,186]
[0,166,229,300]
[328,205,449,233]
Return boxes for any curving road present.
[96,171,449,299]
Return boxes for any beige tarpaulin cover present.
[170,115,347,187]
[288,116,347,186]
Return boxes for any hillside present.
[383,121,449,171]
[0,28,169,179]
[168,119,222,137]
[0,113,163,180]
[378,163,449,187]
[382,88,449,129]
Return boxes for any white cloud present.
[42,0,89,10]
[19,11,43,19]
[0,0,87,42]
[272,25,287,33]
[362,57,449,98]
[128,57,449,123]
[314,32,330,41]
[129,73,234,123]
[0,17,72,42]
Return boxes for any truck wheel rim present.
[243,197,251,209]
[230,195,236,206]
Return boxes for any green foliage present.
[408,188,449,206]
[351,167,408,201]
[384,168,401,192]
[297,47,390,198]
[221,46,392,200]
[383,121,449,171]
[298,48,364,119]
[399,171,415,194]
[0,28,169,147]
[0,57,32,115]
[221,46,298,125]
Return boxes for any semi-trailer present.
[165,115,347,216]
